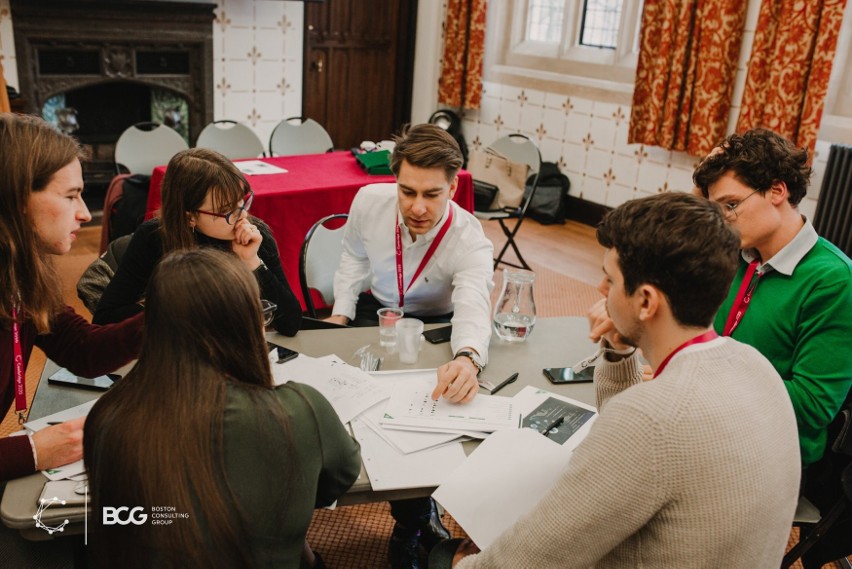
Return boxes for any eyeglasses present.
[720,189,762,220]
[195,191,254,225]
[261,299,277,327]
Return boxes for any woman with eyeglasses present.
[0,113,142,481]
[93,147,301,335]
[85,248,360,568]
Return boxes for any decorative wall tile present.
[667,166,696,193]
[606,183,636,208]
[564,113,591,145]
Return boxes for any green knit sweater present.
[714,237,852,466]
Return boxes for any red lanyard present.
[11,305,27,423]
[395,206,454,308]
[722,260,761,336]
[653,330,719,378]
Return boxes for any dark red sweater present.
[0,307,142,480]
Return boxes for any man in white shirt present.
[327,123,494,568]
[328,124,493,403]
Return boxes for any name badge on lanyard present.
[11,304,27,423]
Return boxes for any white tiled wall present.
[213,0,304,146]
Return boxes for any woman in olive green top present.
[85,248,360,569]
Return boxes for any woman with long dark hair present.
[85,248,360,568]
[0,113,142,480]
[93,147,302,335]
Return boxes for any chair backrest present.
[299,214,348,318]
[196,120,265,159]
[269,117,333,157]
[114,122,189,174]
[489,134,542,214]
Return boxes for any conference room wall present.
[0,0,844,216]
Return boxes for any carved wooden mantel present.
[10,0,215,144]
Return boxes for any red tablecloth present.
[145,151,473,309]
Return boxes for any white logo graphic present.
[102,506,148,525]
[33,497,70,534]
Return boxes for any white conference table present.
[1,317,599,538]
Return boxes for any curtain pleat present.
[0,61,10,114]
[438,0,488,110]
[628,0,747,157]
[736,0,847,156]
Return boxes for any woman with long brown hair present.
[0,113,142,480]
[85,248,360,568]
[93,147,302,335]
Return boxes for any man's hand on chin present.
[432,357,479,403]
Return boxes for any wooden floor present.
[481,217,606,287]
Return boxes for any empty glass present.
[261,299,277,327]
[377,307,404,350]
[395,318,425,364]
[493,268,536,342]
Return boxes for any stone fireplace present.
[10,0,215,204]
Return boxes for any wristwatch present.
[454,350,484,376]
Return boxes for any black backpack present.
[523,162,571,225]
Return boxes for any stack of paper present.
[432,386,598,548]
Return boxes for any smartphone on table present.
[542,366,595,384]
[47,368,118,391]
[267,342,299,364]
[423,325,452,344]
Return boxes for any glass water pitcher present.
[493,268,536,342]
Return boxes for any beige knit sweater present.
[457,337,801,568]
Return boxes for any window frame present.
[485,0,643,103]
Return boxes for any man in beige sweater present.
[439,193,801,568]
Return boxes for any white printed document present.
[351,418,467,491]
[234,160,287,175]
[380,375,518,434]
[270,354,390,424]
[432,386,598,548]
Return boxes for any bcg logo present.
[102,506,148,525]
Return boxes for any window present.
[485,0,644,103]
[580,0,623,49]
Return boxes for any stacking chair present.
[114,121,188,174]
[195,120,265,159]
[269,117,333,156]
[299,214,348,318]
[473,134,541,270]
[783,400,852,568]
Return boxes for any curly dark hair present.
[597,193,741,328]
[693,128,811,206]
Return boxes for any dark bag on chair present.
[473,180,499,211]
[523,162,571,225]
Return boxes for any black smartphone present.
[423,325,452,344]
[268,342,299,364]
[47,368,118,391]
[542,366,595,384]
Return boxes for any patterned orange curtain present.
[628,0,747,157]
[736,0,847,156]
[0,61,10,114]
[438,0,487,110]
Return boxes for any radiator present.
[813,144,852,258]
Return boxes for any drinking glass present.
[395,318,425,364]
[377,307,404,350]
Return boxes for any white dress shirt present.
[333,183,494,362]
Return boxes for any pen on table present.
[487,372,519,395]
[541,415,565,437]
[47,422,61,425]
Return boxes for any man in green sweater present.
[694,129,852,469]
